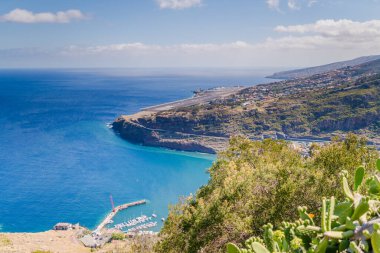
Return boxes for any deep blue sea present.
[0,69,272,232]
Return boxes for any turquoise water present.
[0,69,270,232]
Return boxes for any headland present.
[113,59,380,154]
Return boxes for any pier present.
[94,199,147,234]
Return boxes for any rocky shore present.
[112,116,228,154]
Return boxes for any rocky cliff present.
[112,116,227,153]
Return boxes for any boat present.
[124,221,158,233]
[113,215,150,229]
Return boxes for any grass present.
[112,232,126,240]
[0,234,12,246]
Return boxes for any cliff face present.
[113,117,159,144]
[315,112,380,132]
[112,117,224,154]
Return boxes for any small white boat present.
[161,218,165,222]
[152,213,157,218]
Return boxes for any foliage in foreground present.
[155,134,378,253]
[227,159,380,253]
[112,232,126,240]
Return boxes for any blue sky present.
[1,0,380,68]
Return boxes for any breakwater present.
[94,199,147,233]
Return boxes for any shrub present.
[155,135,378,253]
[112,232,126,240]
[0,234,12,246]
[227,159,380,253]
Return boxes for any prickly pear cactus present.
[227,159,380,253]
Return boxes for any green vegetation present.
[227,159,380,253]
[31,250,53,253]
[138,66,380,142]
[263,75,380,135]
[177,73,379,137]
[155,135,378,253]
[112,232,126,240]
[0,234,12,246]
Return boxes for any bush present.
[0,234,12,246]
[112,232,126,240]
[227,159,380,253]
[155,135,378,253]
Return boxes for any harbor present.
[112,213,163,233]
[94,199,147,234]
[79,198,161,248]
[113,214,151,230]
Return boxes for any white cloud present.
[267,0,318,11]
[253,19,380,52]
[288,0,300,10]
[266,0,281,10]
[61,41,252,56]
[156,0,202,9]
[0,8,86,23]
[275,19,380,41]
[57,19,380,67]
[88,43,158,53]
[308,0,318,7]
[2,19,380,68]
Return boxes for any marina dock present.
[94,199,147,233]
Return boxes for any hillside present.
[0,230,89,253]
[267,55,380,79]
[0,230,156,253]
[113,59,380,154]
[155,136,379,253]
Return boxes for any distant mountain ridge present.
[267,55,380,79]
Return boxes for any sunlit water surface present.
[0,69,272,232]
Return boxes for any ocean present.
[0,69,272,232]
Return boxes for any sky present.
[0,0,380,68]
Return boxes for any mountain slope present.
[113,59,380,153]
[267,55,380,79]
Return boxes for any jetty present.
[94,199,146,234]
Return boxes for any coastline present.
[112,87,244,154]
[0,200,151,252]
[111,68,380,153]
[112,116,226,154]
